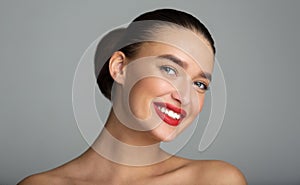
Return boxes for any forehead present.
[130,25,214,74]
[129,42,211,80]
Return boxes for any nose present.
[171,83,191,105]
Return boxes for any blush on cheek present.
[128,82,148,119]
[127,77,173,120]
[135,77,174,96]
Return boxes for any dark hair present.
[96,8,216,100]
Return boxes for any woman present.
[19,8,247,184]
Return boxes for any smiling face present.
[128,42,213,141]
[109,27,214,142]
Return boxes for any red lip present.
[153,102,186,126]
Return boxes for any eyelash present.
[160,65,209,92]
[193,81,209,92]
[160,65,177,76]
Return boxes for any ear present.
[109,51,127,84]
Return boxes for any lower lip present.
[153,104,183,126]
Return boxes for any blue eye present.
[193,81,209,91]
[160,65,177,76]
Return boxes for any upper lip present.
[154,102,187,118]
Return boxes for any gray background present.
[1,0,299,184]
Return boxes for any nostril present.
[171,89,191,106]
[171,91,182,104]
[171,91,191,105]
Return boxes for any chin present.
[149,124,180,143]
[161,135,176,142]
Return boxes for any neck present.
[91,110,171,166]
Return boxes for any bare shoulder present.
[187,160,247,185]
[17,155,85,185]
[17,171,73,185]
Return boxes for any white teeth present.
[168,110,174,118]
[157,106,181,120]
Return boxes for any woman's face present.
[112,29,214,142]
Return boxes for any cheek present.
[191,93,206,116]
[198,94,206,111]
[128,78,173,117]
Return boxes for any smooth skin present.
[18,41,247,185]
[18,150,246,185]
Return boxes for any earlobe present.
[109,51,127,84]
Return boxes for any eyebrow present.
[157,54,212,81]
